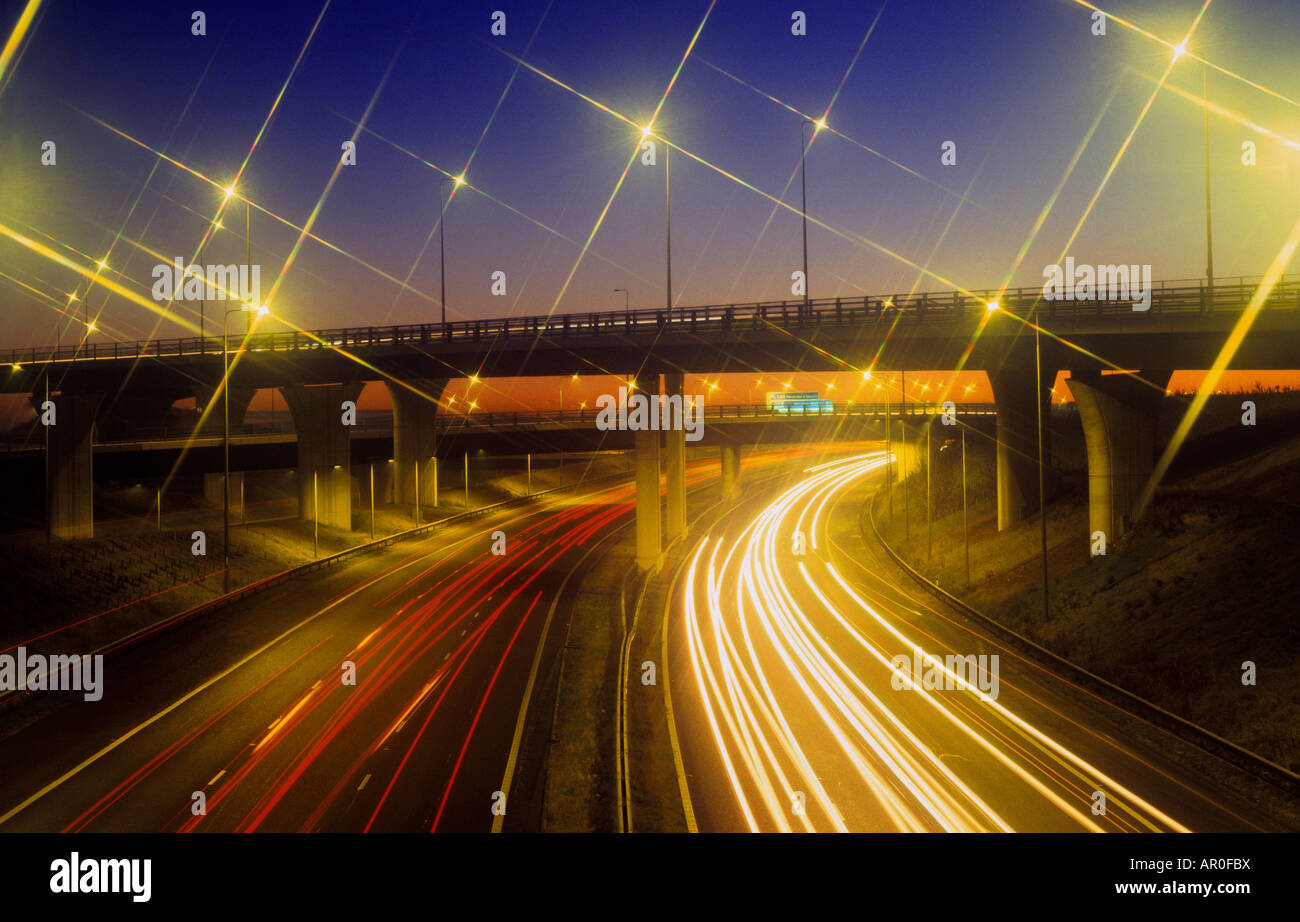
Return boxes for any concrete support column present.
[39,391,103,539]
[1067,370,1171,545]
[988,358,1056,531]
[386,378,447,507]
[719,443,740,500]
[634,426,662,571]
[204,472,244,517]
[663,372,687,540]
[193,385,256,436]
[281,382,363,530]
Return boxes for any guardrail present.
[864,486,1300,798]
[6,276,1298,368]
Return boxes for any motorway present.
[665,452,1293,832]
[0,447,827,833]
[2,447,1290,833]
[0,464,683,832]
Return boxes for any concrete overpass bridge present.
[3,276,1298,566]
[2,399,974,488]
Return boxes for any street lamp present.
[614,287,629,311]
[664,142,672,311]
[223,301,266,590]
[439,175,465,326]
[800,119,821,312]
[1202,55,1214,301]
[199,219,214,345]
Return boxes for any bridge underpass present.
[3,278,1297,549]
[1,400,941,544]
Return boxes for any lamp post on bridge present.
[198,214,225,347]
[439,175,465,326]
[800,118,825,314]
[1202,56,1214,306]
[614,288,629,311]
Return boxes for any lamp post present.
[223,301,264,590]
[801,119,815,312]
[439,175,464,326]
[665,144,672,311]
[1202,57,1214,305]
[1035,322,1049,620]
[614,288,629,311]
[199,221,206,344]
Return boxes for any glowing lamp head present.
[224,185,236,200]
[987,299,1000,313]
[96,259,108,271]
[87,321,96,332]
[1172,42,1186,60]
[815,118,827,131]
[455,174,466,186]
[640,125,653,139]
[11,363,21,372]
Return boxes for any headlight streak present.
[684,451,1195,832]
[820,565,1186,833]
[743,464,982,832]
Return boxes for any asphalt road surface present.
[665,452,1293,832]
[0,469,670,832]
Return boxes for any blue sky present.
[2,0,1299,349]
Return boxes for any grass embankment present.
[877,414,1300,772]
[0,453,631,658]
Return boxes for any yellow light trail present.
[540,0,718,317]
[0,0,42,97]
[223,1,332,216]
[1131,68,1300,151]
[74,109,440,306]
[1135,210,1300,518]
[264,20,402,309]
[713,8,895,302]
[321,110,657,295]
[498,46,992,309]
[1044,2,1213,298]
[682,452,1196,831]
[696,57,985,211]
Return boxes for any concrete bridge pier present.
[281,382,364,529]
[35,390,103,539]
[193,384,256,436]
[386,379,447,510]
[635,426,662,571]
[663,372,687,540]
[989,359,1057,531]
[1068,370,1172,545]
[719,442,740,500]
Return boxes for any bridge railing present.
[6,276,1298,369]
